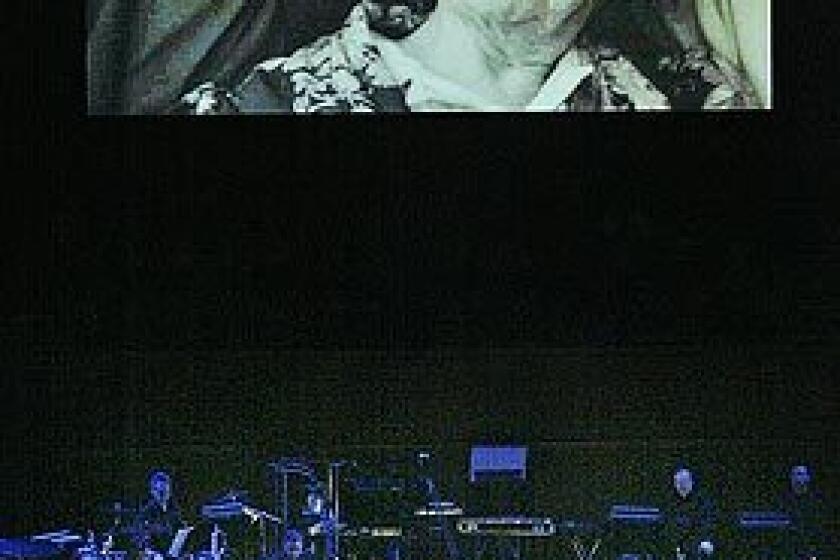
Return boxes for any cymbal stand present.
[211,524,227,560]
[325,461,352,560]
[268,459,317,558]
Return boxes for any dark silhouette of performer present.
[779,464,830,559]
[132,470,186,558]
[663,467,716,559]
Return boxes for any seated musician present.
[779,464,830,559]
[664,467,716,559]
[131,470,188,560]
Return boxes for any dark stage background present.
[4,188,839,544]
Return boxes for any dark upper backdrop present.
[4,187,838,538]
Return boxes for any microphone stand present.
[268,459,317,559]
[325,461,355,560]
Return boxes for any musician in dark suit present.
[131,470,187,559]
[779,464,830,559]
[663,467,716,559]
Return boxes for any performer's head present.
[673,467,694,499]
[362,0,438,39]
[149,470,172,506]
[283,528,305,559]
[790,464,811,496]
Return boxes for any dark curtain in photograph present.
[87,0,287,114]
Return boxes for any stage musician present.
[131,470,188,560]
[779,464,831,559]
[664,467,716,560]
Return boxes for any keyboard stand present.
[569,535,601,560]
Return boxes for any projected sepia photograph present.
[88,0,771,113]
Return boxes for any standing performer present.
[663,467,716,559]
[779,464,830,559]
[131,470,187,559]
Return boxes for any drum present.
[75,546,100,560]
